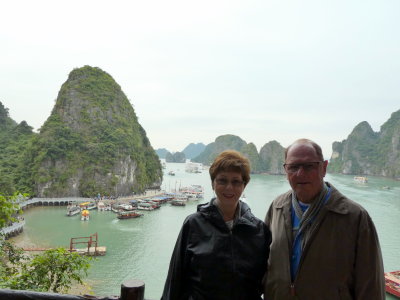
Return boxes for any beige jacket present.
[264,183,385,300]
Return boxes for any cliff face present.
[182,143,206,159]
[259,140,285,175]
[0,102,35,195]
[31,66,162,197]
[192,135,285,174]
[329,110,400,178]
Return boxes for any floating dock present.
[74,246,107,256]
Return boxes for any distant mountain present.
[192,134,285,174]
[259,141,285,175]
[192,135,248,165]
[329,109,400,177]
[182,143,206,159]
[8,66,163,197]
[155,148,169,159]
[165,151,186,163]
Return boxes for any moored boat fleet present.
[385,270,400,298]
[65,184,204,220]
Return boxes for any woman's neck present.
[215,198,238,222]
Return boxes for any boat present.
[66,205,81,216]
[119,203,136,211]
[185,162,203,173]
[81,209,90,221]
[171,199,186,206]
[179,185,204,200]
[117,211,144,219]
[80,201,97,210]
[97,201,106,211]
[148,196,171,204]
[137,202,155,211]
[354,176,368,183]
[385,271,400,297]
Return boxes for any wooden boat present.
[117,211,143,219]
[171,199,186,206]
[354,176,368,183]
[385,271,400,298]
[179,185,204,200]
[80,201,97,210]
[137,202,155,211]
[66,205,81,216]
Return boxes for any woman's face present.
[212,171,245,206]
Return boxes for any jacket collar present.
[274,182,349,215]
[197,199,257,229]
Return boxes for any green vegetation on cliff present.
[192,134,285,174]
[0,102,35,195]
[329,110,400,177]
[0,66,162,197]
[165,151,186,163]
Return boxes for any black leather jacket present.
[161,199,271,300]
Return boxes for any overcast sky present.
[1,0,399,159]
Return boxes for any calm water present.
[12,163,400,299]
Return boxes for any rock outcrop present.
[31,66,162,197]
[329,110,400,178]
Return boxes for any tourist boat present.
[385,270,400,298]
[171,199,186,206]
[179,185,204,200]
[81,209,90,221]
[97,201,106,211]
[66,205,81,216]
[148,196,171,204]
[145,201,161,209]
[120,204,136,211]
[137,202,155,211]
[354,176,368,183]
[185,162,203,173]
[117,211,143,219]
[80,201,97,210]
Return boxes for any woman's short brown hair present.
[209,150,251,186]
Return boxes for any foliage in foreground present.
[0,193,22,229]
[0,240,91,293]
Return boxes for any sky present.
[1,0,400,159]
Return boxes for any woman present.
[161,150,271,300]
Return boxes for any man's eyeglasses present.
[215,178,244,187]
[283,161,323,174]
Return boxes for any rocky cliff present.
[30,66,162,197]
[192,134,285,174]
[0,102,35,195]
[329,110,400,177]
[259,140,285,175]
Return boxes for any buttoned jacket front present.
[264,183,385,300]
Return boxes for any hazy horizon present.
[2,0,399,158]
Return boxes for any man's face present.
[284,143,328,203]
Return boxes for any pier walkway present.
[0,220,25,237]
[18,197,92,208]
[1,189,164,238]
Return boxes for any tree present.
[0,245,91,293]
[0,193,20,228]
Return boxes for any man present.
[264,138,385,299]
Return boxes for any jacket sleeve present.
[161,217,191,300]
[354,211,385,300]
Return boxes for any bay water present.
[12,163,400,299]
